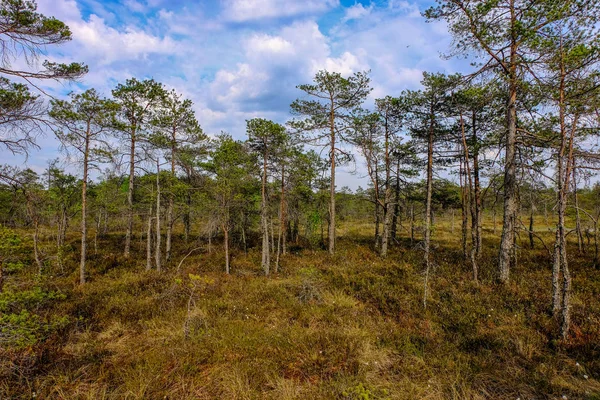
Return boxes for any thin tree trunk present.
[460,159,468,260]
[594,213,599,268]
[553,58,578,340]
[410,203,415,245]
[381,188,393,257]
[270,217,275,256]
[276,222,281,274]
[372,157,381,250]
[280,163,287,256]
[391,158,401,241]
[80,129,90,285]
[328,98,336,255]
[261,150,270,275]
[573,164,583,254]
[166,196,174,263]
[460,112,477,282]
[58,209,68,248]
[223,225,230,274]
[124,126,136,257]
[381,120,393,257]
[472,111,482,257]
[423,104,435,308]
[553,68,568,316]
[374,198,380,249]
[498,29,519,284]
[529,203,535,250]
[560,254,571,339]
[166,127,177,263]
[155,162,162,272]
[146,212,153,271]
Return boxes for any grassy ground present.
[1,217,599,399]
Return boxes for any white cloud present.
[36,0,81,21]
[387,0,421,17]
[37,0,179,66]
[124,0,147,13]
[341,3,373,23]
[206,20,367,115]
[7,0,463,190]
[317,51,367,75]
[246,35,294,55]
[68,15,179,65]
[221,0,339,22]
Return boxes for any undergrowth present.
[1,220,599,399]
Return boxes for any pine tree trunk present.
[80,130,90,285]
[146,211,153,271]
[529,205,535,250]
[594,215,599,269]
[280,164,287,256]
[166,127,177,263]
[261,151,270,275]
[573,165,583,254]
[328,99,336,255]
[124,126,136,257]
[381,122,392,257]
[459,113,478,282]
[374,199,380,249]
[560,255,572,339]
[410,203,415,246]
[155,163,162,272]
[423,105,434,308]
[460,160,468,260]
[498,56,518,284]
[224,224,230,274]
[372,159,381,250]
[391,158,401,241]
[553,66,576,341]
[166,195,174,263]
[472,112,482,257]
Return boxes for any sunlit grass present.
[1,214,599,399]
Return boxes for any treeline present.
[1,0,600,342]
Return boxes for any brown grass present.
[1,214,599,399]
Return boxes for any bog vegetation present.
[1,0,600,399]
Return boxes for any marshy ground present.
[1,218,599,399]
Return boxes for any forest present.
[1,0,600,399]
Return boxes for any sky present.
[7,0,468,189]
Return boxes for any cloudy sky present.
[11,0,467,188]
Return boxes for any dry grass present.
[1,215,599,399]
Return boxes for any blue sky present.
[11,0,466,188]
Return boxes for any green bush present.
[0,286,68,348]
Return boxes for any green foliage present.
[0,286,68,348]
[0,225,27,276]
[0,0,87,94]
[0,286,66,313]
[343,382,388,400]
[112,78,166,142]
